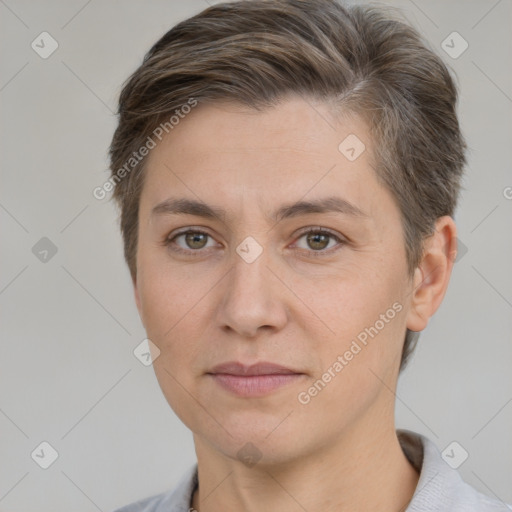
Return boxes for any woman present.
[109,1,510,510]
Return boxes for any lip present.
[209,361,300,376]
[207,361,305,397]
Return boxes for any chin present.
[193,413,312,467]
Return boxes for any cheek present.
[299,269,403,333]
[291,267,407,374]
[138,271,207,424]
[137,258,205,337]
[137,283,196,383]
[293,282,405,430]
[136,260,218,373]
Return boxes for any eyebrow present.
[150,196,367,223]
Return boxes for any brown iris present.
[185,232,208,249]
[306,232,330,250]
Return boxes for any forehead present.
[137,96,397,230]
[149,96,371,161]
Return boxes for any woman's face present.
[133,96,417,464]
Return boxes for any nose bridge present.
[232,240,268,295]
[217,236,287,336]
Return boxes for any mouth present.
[206,361,305,397]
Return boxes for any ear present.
[406,216,458,332]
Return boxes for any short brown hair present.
[109,0,467,371]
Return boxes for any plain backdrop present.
[1,0,511,510]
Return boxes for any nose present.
[217,246,288,338]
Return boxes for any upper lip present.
[208,361,301,376]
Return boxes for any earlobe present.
[406,216,457,333]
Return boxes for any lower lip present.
[209,373,303,397]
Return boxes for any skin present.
[133,95,457,512]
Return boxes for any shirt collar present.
[397,428,489,510]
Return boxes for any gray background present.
[1,0,511,510]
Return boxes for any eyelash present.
[163,226,346,258]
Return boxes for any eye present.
[165,229,218,254]
[164,226,345,257]
[292,227,345,254]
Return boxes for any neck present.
[191,417,419,512]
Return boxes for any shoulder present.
[398,429,511,512]
[112,490,171,512]
[112,464,198,512]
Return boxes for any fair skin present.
[133,95,457,512]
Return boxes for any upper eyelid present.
[294,226,343,238]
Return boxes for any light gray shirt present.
[113,429,511,511]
